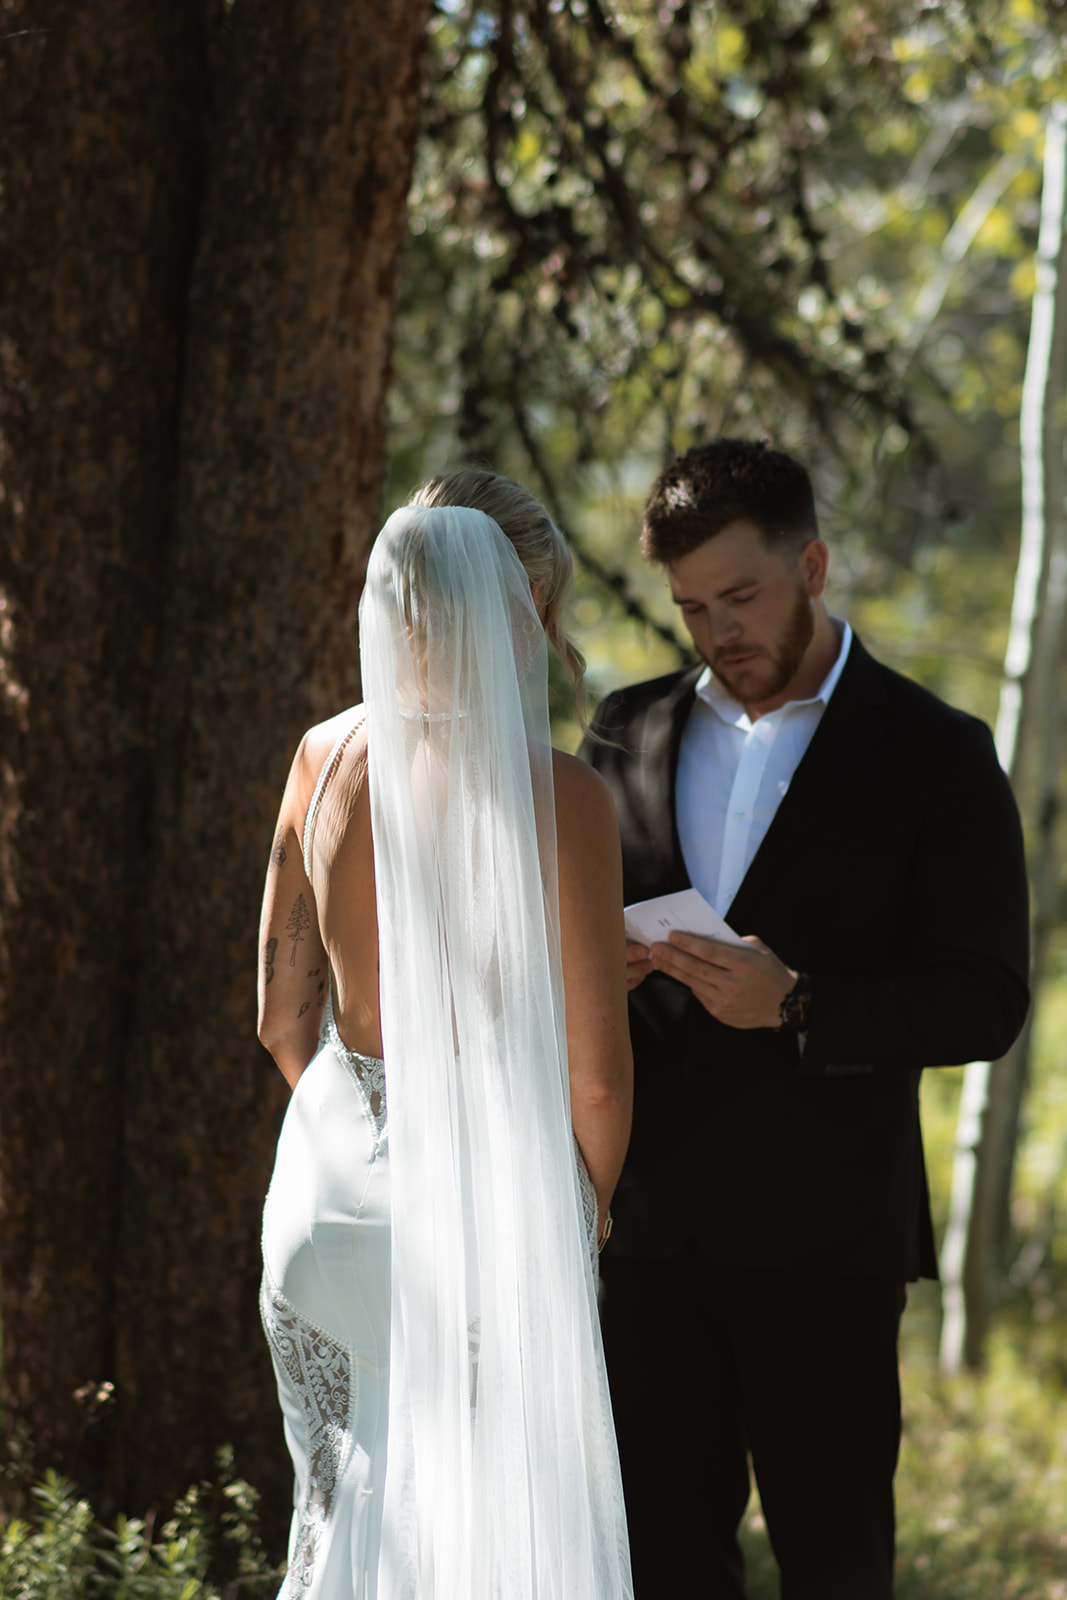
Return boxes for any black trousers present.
[600,1246,906,1600]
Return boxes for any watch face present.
[779,977,811,1034]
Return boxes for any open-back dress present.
[260,714,600,1599]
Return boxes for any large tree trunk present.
[0,0,429,1522]
[0,0,207,1490]
[111,0,430,1516]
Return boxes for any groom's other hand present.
[625,941,653,991]
[650,930,795,1029]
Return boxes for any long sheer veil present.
[359,505,632,1600]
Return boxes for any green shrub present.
[0,1449,283,1600]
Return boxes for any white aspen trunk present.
[939,101,1067,1373]
[903,148,1027,358]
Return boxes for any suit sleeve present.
[800,718,1030,1075]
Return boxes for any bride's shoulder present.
[288,704,367,796]
[296,703,366,763]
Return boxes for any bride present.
[256,469,634,1600]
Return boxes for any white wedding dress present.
[260,727,390,1597]
[261,728,602,1598]
[260,504,630,1600]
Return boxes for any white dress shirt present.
[676,619,852,917]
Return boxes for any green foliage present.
[0,1474,95,1600]
[919,969,1067,1344]
[391,0,1067,726]
[0,1450,282,1600]
[893,1341,1067,1596]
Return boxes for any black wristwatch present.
[778,972,813,1034]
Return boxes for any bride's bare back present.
[257,710,381,1076]
[257,711,632,1218]
[305,718,382,1058]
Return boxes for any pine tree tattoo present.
[286,894,311,966]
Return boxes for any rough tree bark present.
[0,0,208,1490]
[0,0,430,1520]
[111,0,431,1515]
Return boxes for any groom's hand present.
[649,931,796,1030]
[625,940,653,991]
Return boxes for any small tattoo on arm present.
[297,1000,311,1019]
[272,830,287,868]
[286,894,311,966]
[263,937,278,986]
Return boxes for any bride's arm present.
[554,751,634,1230]
[257,733,331,1090]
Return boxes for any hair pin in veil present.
[397,707,471,723]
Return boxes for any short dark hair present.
[641,437,820,563]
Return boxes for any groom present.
[581,438,1030,1599]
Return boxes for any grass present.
[895,1334,1067,1596]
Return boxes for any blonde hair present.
[408,468,588,725]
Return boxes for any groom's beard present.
[706,583,816,708]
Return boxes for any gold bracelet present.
[597,1211,613,1253]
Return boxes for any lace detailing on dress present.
[260,1272,356,1598]
[321,990,387,1140]
[574,1138,600,1280]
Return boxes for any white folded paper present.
[624,887,748,949]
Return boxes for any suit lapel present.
[724,635,890,929]
[637,665,701,893]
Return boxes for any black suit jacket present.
[581,635,1030,1282]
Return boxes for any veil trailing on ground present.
[359,505,632,1600]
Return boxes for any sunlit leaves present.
[388,0,1067,704]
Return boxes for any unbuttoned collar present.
[695,617,853,732]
